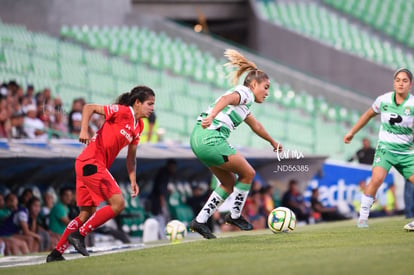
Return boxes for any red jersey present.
[77,104,143,168]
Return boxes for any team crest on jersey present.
[109,104,119,113]
[404,107,411,116]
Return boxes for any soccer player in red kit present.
[46,86,155,262]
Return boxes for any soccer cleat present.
[67,230,90,256]
[46,249,65,263]
[404,221,414,231]
[189,220,216,239]
[357,219,369,228]
[224,213,253,231]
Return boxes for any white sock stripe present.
[196,191,225,223]
[230,188,249,219]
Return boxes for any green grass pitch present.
[3,216,414,275]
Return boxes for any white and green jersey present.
[198,85,254,131]
[372,91,414,154]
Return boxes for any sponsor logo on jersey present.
[109,104,119,114]
[120,128,133,142]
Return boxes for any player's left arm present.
[245,113,282,152]
[79,104,105,144]
[126,143,139,197]
[202,92,240,129]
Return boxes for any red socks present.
[56,217,83,254]
[79,205,116,237]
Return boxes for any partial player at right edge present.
[344,68,414,230]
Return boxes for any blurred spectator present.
[27,197,58,251]
[21,95,33,114]
[282,179,311,224]
[147,112,157,142]
[49,97,68,138]
[0,193,41,252]
[19,188,34,208]
[310,188,350,222]
[67,188,80,220]
[8,80,18,95]
[243,190,266,229]
[0,236,29,256]
[68,98,84,136]
[0,193,10,222]
[0,83,8,97]
[51,109,68,138]
[9,110,27,139]
[49,187,73,237]
[251,178,263,194]
[14,85,25,105]
[26,84,36,104]
[383,183,397,215]
[40,191,56,228]
[187,183,214,230]
[149,159,177,238]
[348,138,375,165]
[141,111,157,143]
[38,88,54,126]
[24,104,48,140]
[0,96,8,138]
[42,88,52,106]
[260,185,275,218]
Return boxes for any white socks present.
[230,187,250,219]
[230,181,251,219]
[196,188,228,223]
[359,194,374,221]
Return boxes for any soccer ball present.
[165,220,187,242]
[267,207,296,233]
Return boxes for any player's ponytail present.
[116,85,155,106]
[224,49,269,87]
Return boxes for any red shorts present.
[75,159,121,207]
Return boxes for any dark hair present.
[116,86,155,106]
[59,187,72,197]
[27,196,41,210]
[394,68,413,83]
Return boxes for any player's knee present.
[112,198,125,214]
[240,167,255,183]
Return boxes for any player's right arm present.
[79,104,105,144]
[344,107,377,144]
[201,92,240,129]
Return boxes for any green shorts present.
[190,123,236,167]
[373,147,414,179]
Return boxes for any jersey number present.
[389,113,402,125]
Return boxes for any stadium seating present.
[324,0,414,49]
[0,18,377,160]
[255,0,414,71]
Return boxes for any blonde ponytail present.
[224,49,258,86]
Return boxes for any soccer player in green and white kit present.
[344,68,414,229]
[189,49,282,239]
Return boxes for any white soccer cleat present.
[404,221,414,231]
[357,219,369,228]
